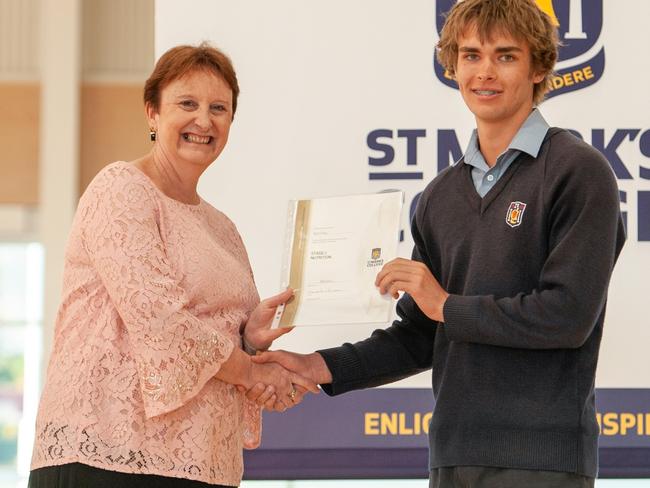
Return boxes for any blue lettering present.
[639,129,650,180]
[591,129,638,180]
[368,129,394,166]
[397,129,426,165]
[366,127,649,243]
[437,129,463,173]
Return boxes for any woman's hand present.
[243,288,294,352]
[242,350,328,411]
[248,360,319,411]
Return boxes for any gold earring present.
[149,129,156,142]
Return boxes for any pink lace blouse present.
[31,162,261,486]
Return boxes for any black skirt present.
[28,463,236,488]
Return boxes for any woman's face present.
[147,69,234,169]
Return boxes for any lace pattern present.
[31,162,261,486]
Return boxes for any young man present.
[255,0,625,486]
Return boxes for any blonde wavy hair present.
[436,0,559,105]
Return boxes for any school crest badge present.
[506,202,527,228]
[371,248,382,260]
[433,0,604,99]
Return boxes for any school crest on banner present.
[433,0,604,99]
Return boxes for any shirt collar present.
[509,108,549,157]
[460,109,550,168]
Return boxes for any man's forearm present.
[307,352,333,384]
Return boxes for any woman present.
[28,43,317,488]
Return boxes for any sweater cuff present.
[317,345,365,396]
[443,294,482,343]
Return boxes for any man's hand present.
[252,350,333,385]
[243,288,294,352]
[375,258,449,322]
[243,350,331,411]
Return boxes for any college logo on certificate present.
[433,0,604,99]
[367,247,384,268]
[506,201,527,228]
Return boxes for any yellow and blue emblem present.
[433,0,604,99]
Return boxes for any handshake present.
[238,288,332,412]
[241,349,332,412]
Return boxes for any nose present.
[477,59,496,81]
[195,108,211,130]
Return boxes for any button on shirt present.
[463,109,550,197]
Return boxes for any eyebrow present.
[175,94,230,103]
[459,46,523,53]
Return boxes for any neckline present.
[123,161,204,208]
[460,152,529,214]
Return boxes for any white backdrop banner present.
[156,0,650,476]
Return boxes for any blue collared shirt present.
[463,109,550,197]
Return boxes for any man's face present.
[455,27,544,128]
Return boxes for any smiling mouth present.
[472,90,501,96]
[183,133,213,144]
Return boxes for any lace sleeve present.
[79,167,235,419]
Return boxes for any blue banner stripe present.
[245,388,650,478]
[244,448,650,479]
[369,172,424,180]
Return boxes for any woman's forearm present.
[214,347,254,389]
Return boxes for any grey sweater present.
[318,128,626,477]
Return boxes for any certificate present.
[272,191,403,328]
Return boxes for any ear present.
[531,70,546,84]
[144,102,158,129]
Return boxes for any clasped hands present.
[242,355,319,412]
[241,288,322,411]
[242,258,448,411]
